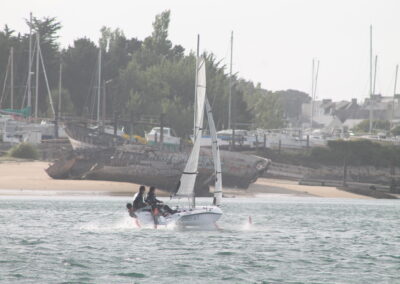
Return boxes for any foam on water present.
[77,215,139,232]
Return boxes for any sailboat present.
[130,57,223,227]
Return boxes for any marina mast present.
[373,55,378,96]
[97,48,102,124]
[35,32,40,120]
[369,25,373,134]
[391,65,399,130]
[228,31,233,130]
[311,59,315,129]
[10,47,14,109]
[27,12,33,112]
[310,59,319,131]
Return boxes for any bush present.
[8,143,39,159]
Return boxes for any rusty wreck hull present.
[46,144,270,194]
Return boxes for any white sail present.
[175,58,206,197]
[205,97,222,206]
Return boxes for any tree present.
[62,38,98,115]
[145,10,172,55]
[253,91,285,129]
[276,89,310,126]
[354,119,390,133]
[48,87,75,117]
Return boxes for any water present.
[0,195,399,284]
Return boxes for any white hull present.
[134,206,222,228]
[67,136,100,150]
[146,133,180,146]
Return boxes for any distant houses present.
[301,95,400,133]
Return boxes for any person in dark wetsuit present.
[145,186,177,215]
[133,185,148,210]
[126,203,136,218]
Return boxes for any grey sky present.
[2,0,400,102]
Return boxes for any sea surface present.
[0,195,399,284]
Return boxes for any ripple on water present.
[19,239,45,246]
[62,259,89,269]
[0,196,399,283]
[216,251,236,256]
[116,272,147,278]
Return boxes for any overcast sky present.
[2,0,400,102]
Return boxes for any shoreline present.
[0,160,371,199]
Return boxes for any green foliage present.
[48,88,75,117]
[354,119,390,133]
[0,11,297,136]
[253,91,286,129]
[147,10,172,55]
[8,143,39,159]
[62,38,98,115]
[275,89,310,121]
[261,140,400,170]
[319,139,400,167]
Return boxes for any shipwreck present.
[46,123,270,196]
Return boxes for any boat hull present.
[134,206,222,228]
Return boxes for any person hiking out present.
[133,185,147,210]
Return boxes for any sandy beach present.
[0,160,370,199]
[0,161,139,196]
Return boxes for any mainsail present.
[205,97,222,206]
[175,57,206,197]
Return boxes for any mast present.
[10,47,14,109]
[55,60,62,138]
[27,12,33,111]
[373,55,378,96]
[35,32,40,120]
[194,34,200,139]
[102,80,106,128]
[310,59,315,129]
[0,51,10,108]
[392,65,399,130]
[369,25,373,134]
[58,60,62,117]
[314,60,320,104]
[228,31,233,130]
[311,59,320,131]
[97,48,102,125]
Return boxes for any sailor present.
[133,185,148,210]
[146,186,177,215]
[126,203,136,218]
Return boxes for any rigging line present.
[198,58,205,70]
[89,59,100,120]
[0,53,11,108]
[38,41,55,117]
[21,37,38,109]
